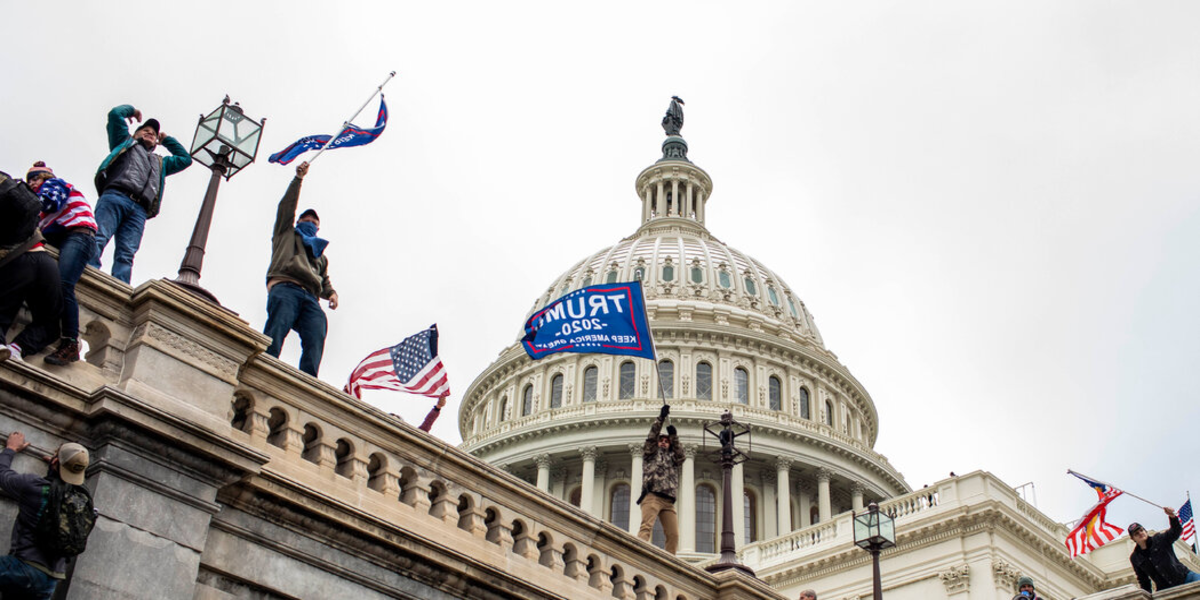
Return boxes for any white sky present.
[3,1,1198,535]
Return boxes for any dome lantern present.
[638,97,713,228]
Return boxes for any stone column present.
[732,462,745,546]
[680,445,697,552]
[817,467,832,523]
[686,182,695,219]
[670,179,680,216]
[776,456,793,534]
[628,443,643,533]
[580,446,597,515]
[655,181,664,216]
[535,454,553,492]
[851,481,865,512]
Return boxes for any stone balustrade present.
[0,271,786,600]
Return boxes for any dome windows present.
[522,385,534,417]
[550,374,563,409]
[718,271,732,289]
[610,483,631,530]
[606,269,619,284]
[768,286,779,306]
[696,485,717,553]
[662,264,674,282]
[583,366,598,402]
[657,360,674,399]
[769,376,782,411]
[695,362,713,400]
[633,266,645,281]
[619,362,636,400]
[743,276,757,296]
[799,387,810,419]
[823,399,834,426]
[499,396,508,422]
[690,265,703,284]
[734,368,749,404]
[788,297,800,318]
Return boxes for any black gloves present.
[667,425,677,436]
[659,404,670,420]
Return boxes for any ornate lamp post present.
[853,502,896,600]
[173,96,264,303]
[702,411,755,576]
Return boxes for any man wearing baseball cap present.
[89,103,192,283]
[1129,506,1200,592]
[0,432,90,598]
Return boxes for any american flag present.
[344,325,450,400]
[1065,471,1124,557]
[1181,499,1195,543]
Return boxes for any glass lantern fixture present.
[854,502,896,551]
[189,96,264,179]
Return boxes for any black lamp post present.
[173,96,264,303]
[703,411,754,577]
[853,502,896,600]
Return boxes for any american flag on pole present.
[344,325,450,400]
[1180,499,1195,543]
[1065,471,1125,557]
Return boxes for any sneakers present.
[44,339,81,366]
[2,343,22,363]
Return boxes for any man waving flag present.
[344,324,449,400]
[269,97,389,165]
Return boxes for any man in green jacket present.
[89,104,192,283]
[264,161,338,377]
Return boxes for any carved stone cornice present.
[774,456,794,472]
[816,467,833,483]
[580,446,598,462]
[533,454,554,470]
[939,564,970,595]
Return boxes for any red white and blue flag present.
[521,282,656,361]
[1065,471,1125,558]
[344,325,449,400]
[1180,499,1195,543]
[269,97,389,165]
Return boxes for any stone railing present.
[0,272,785,600]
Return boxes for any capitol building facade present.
[458,108,1200,599]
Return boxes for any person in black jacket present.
[1129,507,1200,592]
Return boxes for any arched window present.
[810,506,820,525]
[657,360,674,399]
[522,385,534,417]
[610,483,630,530]
[583,366,598,402]
[498,396,508,422]
[744,491,757,544]
[696,485,717,553]
[619,362,636,400]
[550,374,563,409]
[799,388,810,419]
[735,368,749,405]
[569,487,582,507]
[769,376,782,411]
[823,400,834,426]
[696,362,713,400]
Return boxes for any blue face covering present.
[295,221,329,258]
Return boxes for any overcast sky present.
[3,1,1198,534]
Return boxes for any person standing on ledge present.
[90,104,192,283]
[637,404,684,554]
[1129,506,1200,592]
[263,161,338,377]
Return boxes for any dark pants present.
[0,252,62,355]
[89,190,146,284]
[264,283,327,376]
[0,555,58,600]
[46,229,95,339]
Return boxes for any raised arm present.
[160,135,193,175]
[106,105,138,150]
[273,163,308,238]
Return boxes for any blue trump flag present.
[269,97,389,165]
[522,282,656,360]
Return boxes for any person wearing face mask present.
[89,104,192,283]
[1011,576,1043,600]
[263,161,339,377]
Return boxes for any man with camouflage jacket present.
[637,404,685,554]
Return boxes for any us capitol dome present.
[459,100,910,561]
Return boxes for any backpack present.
[34,479,97,558]
[0,170,41,249]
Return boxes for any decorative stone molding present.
[993,560,1020,591]
[628,443,642,458]
[580,446,598,462]
[775,456,794,472]
[534,454,554,470]
[134,322,239,380]
[816,467,833,483]
[939,564,971,595]
[851,482,866,495]
[683,445,698,460]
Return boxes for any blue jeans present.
[52,229,95,339]
[1187,571,1200,584]
[0,555,58,600]
[89,190,147,284]
[264,283,327,377]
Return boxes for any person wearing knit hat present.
[1012,575,1044,599]
[26,162,98,365]
[0,432,93,597]
[89,103,192,284]
[0,168,62,363]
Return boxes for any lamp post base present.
[704,562,756,577]
[169,277,221,304]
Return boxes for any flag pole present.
[306,71,396,166]
[1067,469,1164,509]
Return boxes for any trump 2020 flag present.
[344,324,449,400]
[522,282,655,360]
[269,97,389,165]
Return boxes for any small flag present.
[344,324,449,400]
[1065,471,1124,557]
[1180,499,1195,543]
[521,282,656,361]
[269,97,389,165]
